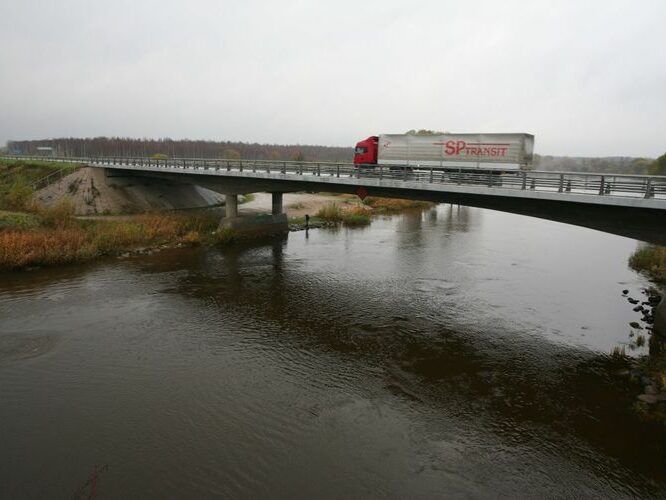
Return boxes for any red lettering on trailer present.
[439,141,511,157]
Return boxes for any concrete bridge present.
[6,156,666,244]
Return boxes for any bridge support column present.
[225,193,238,218]
[272,192,283,215]
[220,191,288,235]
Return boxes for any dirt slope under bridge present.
[34,167,225,215]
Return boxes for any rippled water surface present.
[1,205,665,498]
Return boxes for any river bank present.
[0,206,223,270]
[0,192,435,271]
[1,158,437,271]
[621,245,666,420]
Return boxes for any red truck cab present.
[353,136,379,166]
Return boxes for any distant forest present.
[6,137,354,163]
[534,154,655,174]
[5,136,663,174]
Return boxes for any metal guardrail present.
[3,155,666,200]
[31,165,83,190]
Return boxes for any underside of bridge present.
[102,167,666,245]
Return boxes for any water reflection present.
[146,241,664,489]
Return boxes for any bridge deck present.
[5,155,666,209]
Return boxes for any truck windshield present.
[355,147,367,154]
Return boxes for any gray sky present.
[1,0,664,157]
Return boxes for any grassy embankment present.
[0,158,80,210]
[0,158,235,270]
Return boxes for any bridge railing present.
[2,155,665,200]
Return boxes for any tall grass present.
[341,206,371,226]
[31,198,75,228]
[0,208,220,270]
[0,228,94,268]
[629,246,666,283]
[2,179,34,210]
[316,203,343,221]
[316,203,370,227]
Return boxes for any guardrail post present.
[429,168,433,183]
[558,174,564,193]
[487,172,492,187]
[336,165,340,178]
[521,172,527,189]
[239,160,243,172]
[282,162,286,174]
[599,176,605,195]
[530,179,535,190]
[317,163,321,176]
[565,180,572,192]
[645,179,654,199]
[379,166,383,180]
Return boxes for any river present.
[1,205,665,498]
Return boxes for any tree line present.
[6,137,354,162]
[533,154,660,174]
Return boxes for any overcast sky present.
[0,0,664,157]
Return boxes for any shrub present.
[316,203,343,221]
[342,213,370,227]
[213,227,237,244]
[33,199,75,228]
[182,230,201,244]
[3,179,34,210]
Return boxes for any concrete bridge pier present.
[220,191,288,236]
[225,193,238,218]
[272,192,283,216]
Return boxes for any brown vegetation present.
[363,197,435,213]
[0,203,221,270]
[314,202,373,227]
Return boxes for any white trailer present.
[377,133,534,170]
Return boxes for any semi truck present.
[353,133,534,171]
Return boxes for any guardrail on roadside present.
[2,155,665,200]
